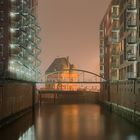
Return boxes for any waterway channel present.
[0,103,140,140]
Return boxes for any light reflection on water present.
[18,126,35,140]
[0,104,140,140]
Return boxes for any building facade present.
[0,0,41,123]
[0,0,41,82]
[45,57,79,91]
[99,0,140,126]
[100,0,140,81]
[100,0,120,81]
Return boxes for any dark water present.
[0,104,140,140]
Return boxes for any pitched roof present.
[45,57,70,74]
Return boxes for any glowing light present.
[10,12,16,18]
[28,35,32,38]
[10,44,16,49]
[10,27,19,33]
[10,28,16,33]
[28,46,32,49]
[10,60,15,65]
[28,57,32,60]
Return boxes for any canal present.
[0,104,140,140]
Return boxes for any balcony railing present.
[127,72,137,79]
[100,61,104,65]
[100,70,104,75]
[112,26,119,31]
[127,2,137,10]
[112,63,119,69]
[112,38,119,44]
[127,19,137,27]
[127,53,136,61]
[127,37,137,44]
[112,13,119,19]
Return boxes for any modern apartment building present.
[100,0,140,81]
[0,0,41,82]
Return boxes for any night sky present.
[38,0,111,77]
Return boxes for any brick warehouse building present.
[45,57,79,91]
[0,0,41,124]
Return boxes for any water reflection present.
[0,111,34,140]
[18,126,35,140]
[0,104,140,140]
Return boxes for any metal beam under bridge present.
[36,81,107,84]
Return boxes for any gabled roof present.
[45,57,70,74]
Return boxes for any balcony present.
[127,72,137,80]
[112,48,119,56]
[100,48,104,55]
[112,26,119,32]
[112,5,119,20]
[127,19,137,28]
[100,61,104,65]
[112,13,119,20]
[127,37,137,44]
[100,70,104,75]
[112,38,119,44]
[127,0,137,10]
[127,53,136,61]
[112,31,120,44]
[112,63,119,69]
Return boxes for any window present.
[0,0,4,5]
[0,62,3,75]
[120,54,124,65]
[137,62,140,77]
[0,27,4,39]
[0,44,3,56]
[139,8,140,20]
[139,26,140,38]
[100,66,104,71]
[139,44,140,56]
[0,11,4,21]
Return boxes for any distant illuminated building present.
[45,57,79,91]
[0,0,41,82]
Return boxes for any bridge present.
[37,68,107,93]
[45,68,106,83]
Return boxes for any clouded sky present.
[38,0,110,77]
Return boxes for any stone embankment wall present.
[100,80,140,126]
[0,82,34,122]
[40,92,99,104]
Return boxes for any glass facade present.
[8,0,41,82]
